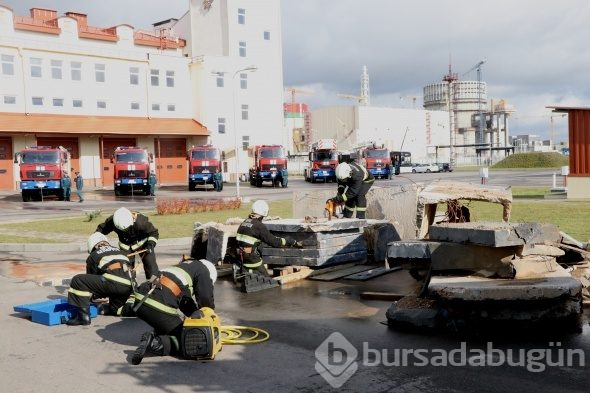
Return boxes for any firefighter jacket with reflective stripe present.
[96,212,159,252]
[236,217,288,268]
[135,259,215,314]
[337,162,375,202]
[85,245,132,286]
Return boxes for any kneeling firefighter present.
[66,233,133,325]
[233,200,302,286]
[129,258,217,364]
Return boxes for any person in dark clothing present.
[95,207,160,279]
[213,169,223,192]
[74,171,84,202]
[61,174,71,201]
[333,162,375,219]
[148,170,157,196]
[234,200,300,279]
[128,258,217,364]
[66,233,133,325]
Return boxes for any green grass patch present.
[443,200,590,241]
[0,200,293,242]
[0,234,60,243]
[511,187,551,198]
[492,152,568,169]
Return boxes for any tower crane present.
[337,65,370,106]
[285,87,314,105]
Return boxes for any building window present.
[95,63,105,82]
[1,54,14,75]
[130,67,139,85]
[242,135,250,150]
[51,60,62,79]
[167,104,176,112]
[97,100,106,109]
[241,104,249,120]
[52,98,64,107]
[152,103,160,111]
[3,95,16,104]
[239,42,247,57]
[264,31,270,40]
[73,99,83,108]
[131,102,140,110]
[240,73,248,89]
[32,97,43,106]
[30,58,42,78]
[218,117,226,134]
[216,75,224,87]
[238,8,246,24]
[166,70,175,87]
[71,61,81,81]
[151,69,159,86]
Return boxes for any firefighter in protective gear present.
[95,207,160,279]
[129,258,217,365]
[233,200,300,280]
[334,161,375,219]
[66,233,133,326]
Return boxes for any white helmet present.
[113,207,134,230]
[87,232,109,253]
[251,200,269,217]
[200,259,217,284]
[335,162,352,180]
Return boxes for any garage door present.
[155,138,186,183]
[0,137,13,190]
[36,137,79,178]
[101,138,137,187]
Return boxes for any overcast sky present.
[4,0,589,142]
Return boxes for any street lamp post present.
[213,65,257,199]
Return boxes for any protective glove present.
[145,242,156,254]
[285,237,298,247]
[190,309,205,319]
[333,195,344,203]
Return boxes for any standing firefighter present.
[333,162,375,219]
[233,200,301,286]
[148,170,157,196]
[61,173,71,201]
[95,207,160,279]
[129,258,217,364]
[66,233,133,325]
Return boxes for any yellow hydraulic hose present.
[220,325,270,345]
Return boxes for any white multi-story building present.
[174,0,285,178]
[0,5,209,190]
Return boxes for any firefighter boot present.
[66,307,91,326]
[131,331,154,365]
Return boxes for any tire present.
[256,179,262,188]
[22,191,31,202]
[115,188,122,196]
[412,169,417,173]
[426,169,431,173]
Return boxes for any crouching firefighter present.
[66,233,134,326]
[333,161,375,219]
[129,258,217,365]
[231,200,302,291]
[95,207,160,279]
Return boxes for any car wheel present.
[426,169,431,173]
[412,169,416,173]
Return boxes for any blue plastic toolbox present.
[13,298,98,326]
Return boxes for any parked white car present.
[411,163,440,173]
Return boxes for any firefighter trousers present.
[68,274,131,315]
[343,181,374,219]
[133,281,184,356]
[129,252,160,280]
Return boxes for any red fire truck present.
[355,142,392,179]
[111,146,153,196]
[187,145,222,191]
[15,145,71,201]
[304,138,338,183]
[248,145,288,188]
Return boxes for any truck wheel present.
[22,191,31,202]
[115,188,122,196]
[256,179,262,188]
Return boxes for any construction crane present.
[285,87,314,105]
[337,65,370,106]
[463,59,486,145]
